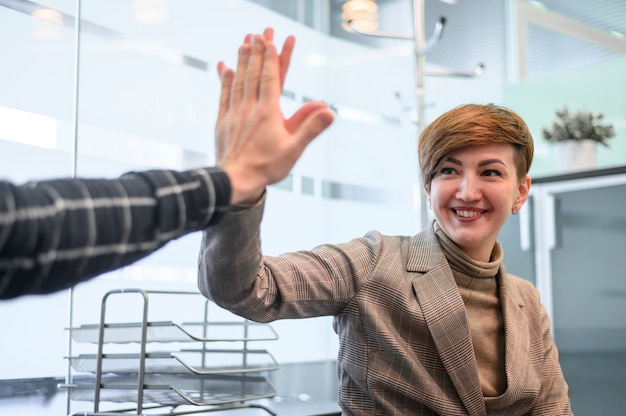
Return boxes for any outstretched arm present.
[0,168,230,299]
[215,29,334,204]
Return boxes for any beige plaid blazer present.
[198,199,572,415]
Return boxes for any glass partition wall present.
[0,1,424,413]
[0,0,624,415]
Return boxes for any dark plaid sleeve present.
[0,167,231,299]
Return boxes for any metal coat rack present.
[347,0,485,229]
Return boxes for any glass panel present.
[551,183,626,414]
[0,1,76,182]
[0,0,77,382]
[0,2,418,396]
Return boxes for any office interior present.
[0,0,625,414]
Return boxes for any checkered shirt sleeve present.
[0,167,230,298]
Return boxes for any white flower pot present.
[553,139,597,173]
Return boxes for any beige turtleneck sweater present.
[434,222,507,398]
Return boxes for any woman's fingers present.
[215,64,234,158]
[229,34,253,109]
[216,62,233,122]
[243,34,266,102]
[223,29,294,112]
[287,102,334,147]
[263,28,294,88]
[278,35,295,88]
[259,37,281,103]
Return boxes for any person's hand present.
[262,27,294,90]
[216,29,334,205]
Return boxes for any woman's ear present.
[517,174,531,205]
[424,184,433,210]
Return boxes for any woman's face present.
[426,143,530,262]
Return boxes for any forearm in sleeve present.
[198,195,377,322]
[198,197,266,316]
[0,167,230,299]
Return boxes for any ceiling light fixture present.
[342,0,379,33]
[31,8,62,40]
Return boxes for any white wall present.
[0,0,505,380]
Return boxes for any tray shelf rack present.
[61,289,280,415]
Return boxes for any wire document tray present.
[68,373,277,407]
[69,350,279,375]
[70,321,279,344]
[61,289,279,415]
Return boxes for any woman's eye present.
[439,166,456,175]
[483,169,502,177]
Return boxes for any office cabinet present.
[500,166,626,414]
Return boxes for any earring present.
[428,198,432,209]
[512,205,519,215]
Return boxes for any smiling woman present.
[199,99,572,414]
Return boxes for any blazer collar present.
[407,224,486,416]
[406,221,446,273]
[497,266,532,400]
[406,224,532,415]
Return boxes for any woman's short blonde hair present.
[418,103,534,189]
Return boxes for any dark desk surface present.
[0,393,342,416]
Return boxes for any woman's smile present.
[452,208,486,220]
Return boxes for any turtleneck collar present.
[433,221,502,279]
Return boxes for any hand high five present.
[216,28,334,205]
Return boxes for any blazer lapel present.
[407,226,486,416]
[498,269,532,398]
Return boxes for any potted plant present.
[542,108,615,173]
